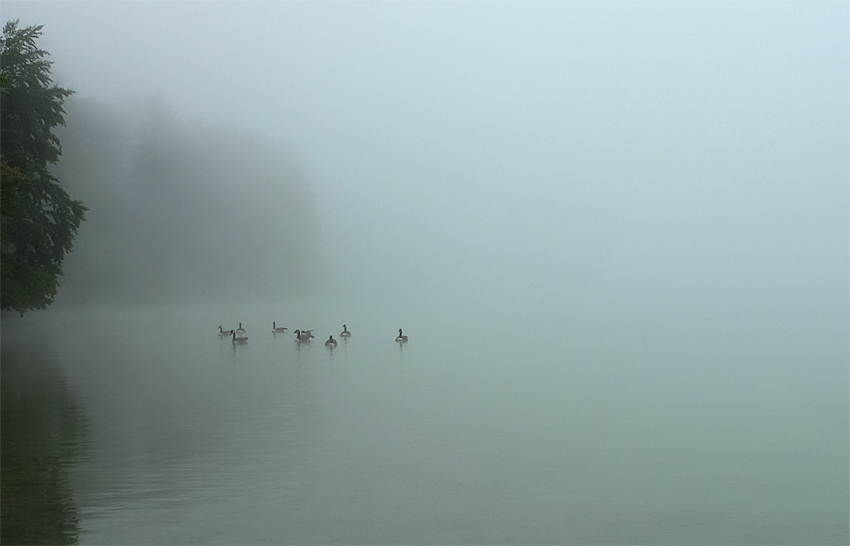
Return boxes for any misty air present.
[1,2,847,544]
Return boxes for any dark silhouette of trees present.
[52,96,324,306]
[1,21,86,315]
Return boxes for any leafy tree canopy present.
[1,20,86,316]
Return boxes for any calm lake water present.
[2,302,847,544]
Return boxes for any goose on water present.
[219,325,234,336]
[232,330,248,344]
[237,323,246,334]
[395,329,409,342]
[294,329,312,342]
[272,322,288,333]
[340,325,351,338]
[325,335,338,347]
[298,329,315,338]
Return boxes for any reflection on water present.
[1,322,89,545]
[1,303,847,545]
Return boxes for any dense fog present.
[2,5,847,542]
[1,1,847,324]
[50,96,324,306]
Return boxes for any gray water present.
[2,302,847,545]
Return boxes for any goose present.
[298,329,315,338]
[236,322,246,334]
[294,329,312,342]
[395,329,409,342]
[340,324,351,338]
[272,322,288,333]
[231,330,248,344]
[325,335,338,347]
[219,325,234,336]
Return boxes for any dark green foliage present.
[1,21,86,315]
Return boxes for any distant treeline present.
[51,96,324,306]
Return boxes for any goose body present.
[340,324,351,338]
[395,329,409,342]
[294,329,312,342]
[232,330,248,344]
[298,329,315,338]
[325,335,338,347]
[272,322,288,333]
[219,325,234,336]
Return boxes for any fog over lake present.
[1,2,847,544]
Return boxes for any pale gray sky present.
[3,1,847,318]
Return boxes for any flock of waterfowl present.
[217,323,409,347]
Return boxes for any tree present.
[50,96,325,306]
[1,21,86,315]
